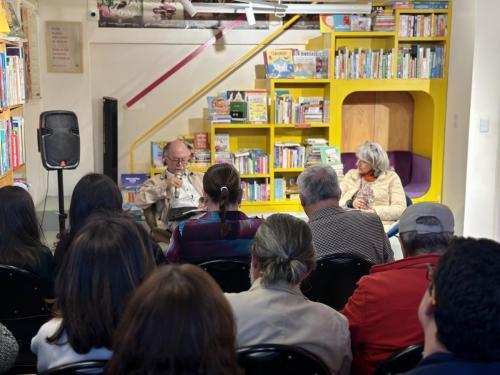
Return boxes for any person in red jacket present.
[342,202,455,375]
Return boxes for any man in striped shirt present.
[297,165,393,265]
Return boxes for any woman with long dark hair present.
[54,173,165,274]
[0,186,53,288]
[166,163,262,263]
[107,264,241,375]
[31,213,156,372]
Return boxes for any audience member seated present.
[405,237,500,375]
[0,186,54,291]
[0,322,19,373]
[106,264,241,375]
[31,213,156,373]
[298,165,393,265]
[342,203,455,375]
[53,173,165,275]
[340,142,406,223]
[135,140,204,243]
[166,163,262,263]
[226,214,352,375]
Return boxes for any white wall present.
[26,0,95,201]
[463,0,500,240]
[441,0,475,235]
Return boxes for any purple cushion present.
[340,151,431,198]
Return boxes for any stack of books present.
[372,8,395,32]
[274,93,327,124]
[192,132,211,170]
[207,90,268,125]
[304,138,328,167]
[399,14,432,37]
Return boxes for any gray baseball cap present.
[399,202,454,234]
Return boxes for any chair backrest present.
[0,264,52,352]
[39,360,108,375]
[237,344,330,375]
[301,255,373,310]
[373,344,424,375]
[198,259,251,293]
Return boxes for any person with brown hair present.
[106,264,241,375]
[31,213,156,373]
[166,163,262,263]
[0,186,53,290]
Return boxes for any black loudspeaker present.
[103,97,118,183]
[38,111,80,170]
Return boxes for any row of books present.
[208,90,267,124]
[399,14,447,37]
[274,177,299,201]
[274,143,306,169]
[397,45,445,79]
[334,47,395,80]
[214,149,270,175]
[391,1,448,10]
[241,179,271,202]
[1,47,26,108]
[0,116,25,175]
[274,94,328,124]
[263,49,329,79]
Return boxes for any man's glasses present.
[166,157,191,166]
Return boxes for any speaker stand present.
[57,169,67,235]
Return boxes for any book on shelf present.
[391,1,449,9]
[263,48,295,79]
[371,7,395,32]
[433,14,447,37]
[274,93,327,124]
[293,49,329,79]
[399,14,433,37]
[350,15,372,32]
[193,132,209,150]
[120,173,149,219]
[214,151,233,165]
[274,142,305,169]
[207,93,231,124]
[397,44,445,78]
[151,141,167,168]
[320,146,344,176]
[304,138,328,167]
[334,47,395,79]
[241,178,270,202]
[245,90,268,124]
[214,133,230,152]
[332,15,351,31]
[0,116,25,175]
[233,148,269,175]
[227,90,248,124]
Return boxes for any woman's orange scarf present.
[361,171,376,182]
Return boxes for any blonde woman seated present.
[340,142,406,223]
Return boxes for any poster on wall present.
[97,0,269,29]
[46,21,83,73]
[98,0,143,27]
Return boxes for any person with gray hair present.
[298,165,393,265]
[226,213,352,375]
[339,142,406,223]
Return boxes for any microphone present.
[174,171,182,199]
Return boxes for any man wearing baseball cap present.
[342,202,455,375]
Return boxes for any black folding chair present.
[39,360,108,375]
[198,259,251,293]
[0,264,52,374]
[301,254,373,310]
[373,344,424,375]
[238,344,330,375]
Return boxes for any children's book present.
[320,146,342,166]
[264,49,295,78]
[333,15,351,31]
[151,141,168,168]
[246,90,268,124]
[214,133,230,152]
[193,132,209,150]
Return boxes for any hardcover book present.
[246,90,268,124]
[193,132,209,150]
[264,49,295,78]
[214,133,230,152]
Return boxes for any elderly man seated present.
[226,213,352,375]
[135,140,204,243]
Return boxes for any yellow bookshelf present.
[204,2,452,212]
